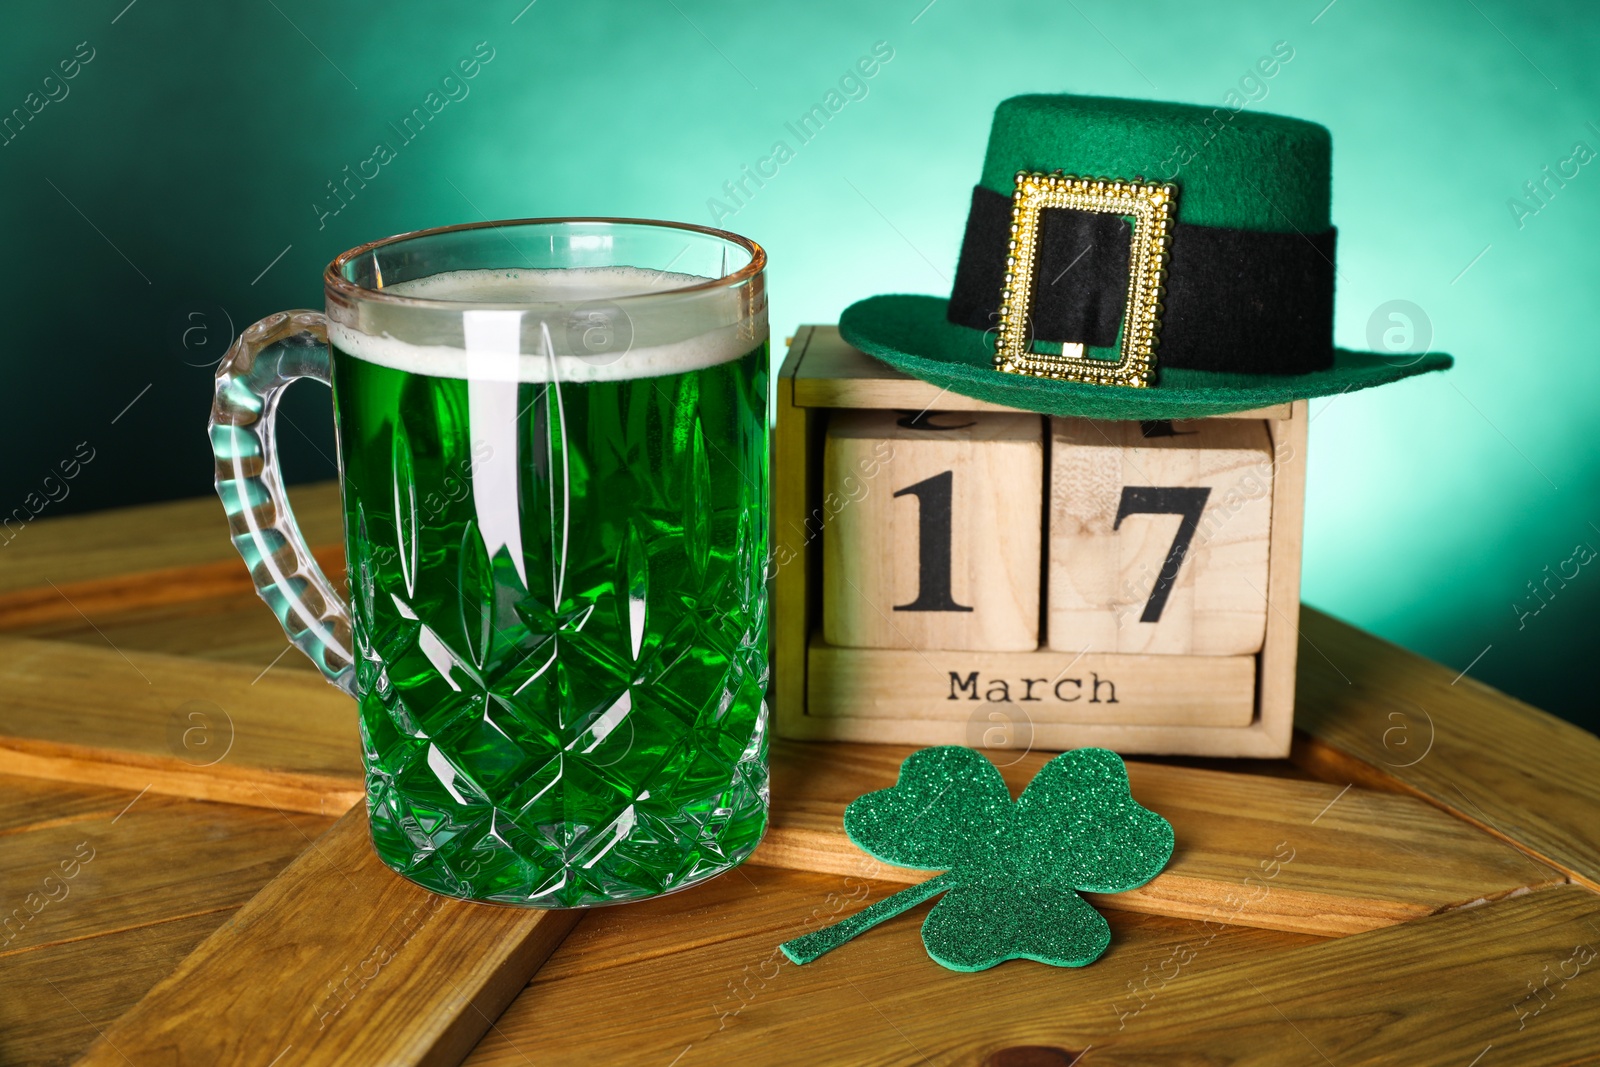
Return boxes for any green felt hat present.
[839,94,1452,420]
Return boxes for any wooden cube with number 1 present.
[821,409,1043,651]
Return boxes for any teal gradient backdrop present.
[1,1,1595,730]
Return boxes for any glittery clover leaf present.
[780,746,1174,972]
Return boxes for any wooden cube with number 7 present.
[822,410,1043,651]
[1048,417,1274,656]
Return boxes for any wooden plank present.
[464,863,1321,1066]
[476,881,1600,1066]
[533,858,917,986]
[1082,883,1600,1065]
[0,794,327,955]
[806,640,1256,727]
[78,804,580,1067]
[791,326,1294,420]
[0,480,345,622]
[7,585,328,673]
[0,546,345,631]
[0,635,361,816]
[822,410,1043,651]
[1048,417,1272,656]
[0,911,228,1067]
[0,773,131,837]
[1293,605,1600,892]
[751,739,1562,937]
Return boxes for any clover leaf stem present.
[780,870,959,965]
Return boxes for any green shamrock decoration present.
[780,746,1174,972]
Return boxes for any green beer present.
[328,266,769,906]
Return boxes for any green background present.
[2,1,1595,732]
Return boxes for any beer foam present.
[330,266,762,383]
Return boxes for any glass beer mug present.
[209,219,769,907]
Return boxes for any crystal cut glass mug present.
[209,219,770,907]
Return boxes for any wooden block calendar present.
[773,326,1308,757]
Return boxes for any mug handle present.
[209,309,356,695]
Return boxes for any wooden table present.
[2,484,1597,1066]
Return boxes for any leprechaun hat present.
[839,94,1452,419]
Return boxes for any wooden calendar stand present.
[772,325,1308,757]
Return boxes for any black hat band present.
[947,185,1338,375]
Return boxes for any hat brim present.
[840,294,1453,421]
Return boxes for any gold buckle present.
[993,171,1177,388]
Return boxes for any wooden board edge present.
[0,736,363,818]
[773,327,817,742]
[1293,730,1599,894]
[798,376,1295,423]
[1254,399,1307,757]
[747,829,1490,939]
[420,906,580,1067]
[789,325,1293,420]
